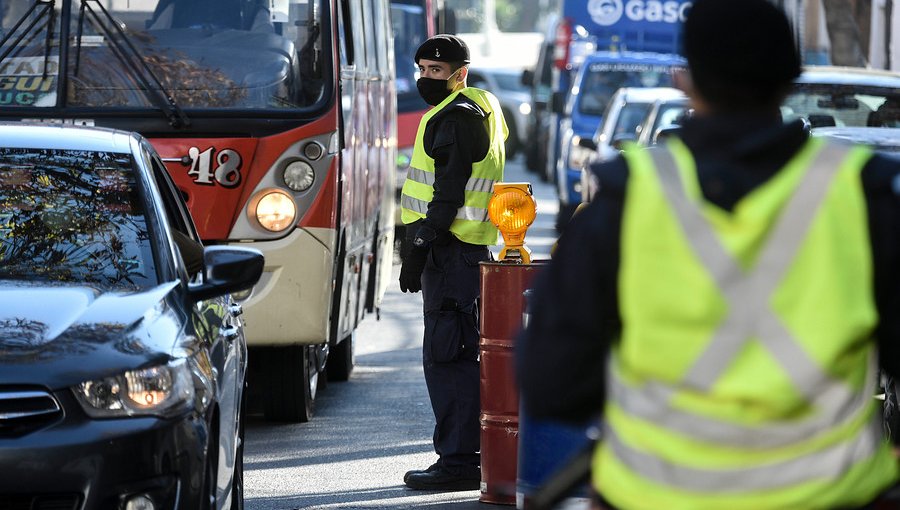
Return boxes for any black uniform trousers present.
[421,234,490,473]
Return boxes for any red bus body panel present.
[149,106,340,240]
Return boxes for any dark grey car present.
[0,123,263,510]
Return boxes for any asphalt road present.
[243,155,559,510]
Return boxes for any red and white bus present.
[0,0,396,422]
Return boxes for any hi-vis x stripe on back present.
[607,143,882,489]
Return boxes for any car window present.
[783,83,900,128]
[614,102,653,138]
[468,72,490,90]
[146,148,204,281]
[0,148,156,290]
[493,72,528,92]
[654,103,688,132]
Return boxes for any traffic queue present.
[2,0,900,509]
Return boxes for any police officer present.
[517,0,900,508]
[398,34,507,491]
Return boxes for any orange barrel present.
[479,261,546,505]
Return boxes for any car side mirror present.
[576,136,598,151]
[611,133,636,151]
[551,90,566,114]
[521,68,534,87]
[189,246,264,302]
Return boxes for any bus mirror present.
[270,0,290,23]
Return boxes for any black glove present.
[399,222,439,293]
[399,245,427,293]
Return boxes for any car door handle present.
[229,304,243,317]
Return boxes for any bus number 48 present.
[187,146,242,188]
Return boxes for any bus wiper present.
[76,0,190,129]
[0,1,56,78]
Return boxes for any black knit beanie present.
[683,0,801,110]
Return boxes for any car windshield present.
[0,0,325,110]
[783,82,900,128]
[0,149,156,290]
[492,71,528,93]
[578,63,675,116]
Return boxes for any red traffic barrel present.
[479,261,545,505]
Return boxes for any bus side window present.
[339,0,354,67]
[372,0,388,81]
[362,0,378,77]
[348,0,367,72]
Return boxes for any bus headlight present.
[252,189,297,232]
[283,160,315,192]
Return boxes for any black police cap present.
[683,0,801,89]
[415,34,470,64]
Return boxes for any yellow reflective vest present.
[595,138,899,510]
[399,87,507,246]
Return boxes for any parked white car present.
[580,87,685,202]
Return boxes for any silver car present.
[467,67,533,159]
[784,66,900,128]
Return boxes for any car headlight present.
[252,189,297,232]
[519,102,532,116]
[74,358,195,418]
[568,136,594,171]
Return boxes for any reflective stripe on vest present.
[399,87,506,245]
[596,140,898,509]
[400,193,491,222]
[404,168,497,194]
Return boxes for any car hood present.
[0,281,182,389]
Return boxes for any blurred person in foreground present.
[516,0,900,508]
[398,34,508,491]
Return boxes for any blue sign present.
[565,0,692,54]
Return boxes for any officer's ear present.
[456,65,468,84]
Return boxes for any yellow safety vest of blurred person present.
[400,87,507,246]
[594,137,899,510]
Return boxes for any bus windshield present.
[0,0,325,111]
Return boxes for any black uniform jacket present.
[517,114,900,423]
[420,94,491,234]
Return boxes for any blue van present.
[544,0,691,230]
[555,51,685,228]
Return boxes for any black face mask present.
[416,77,452,106]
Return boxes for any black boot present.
[405,465,480,491]
[403,461,441,484]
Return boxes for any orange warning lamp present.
[488,182,537,264]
